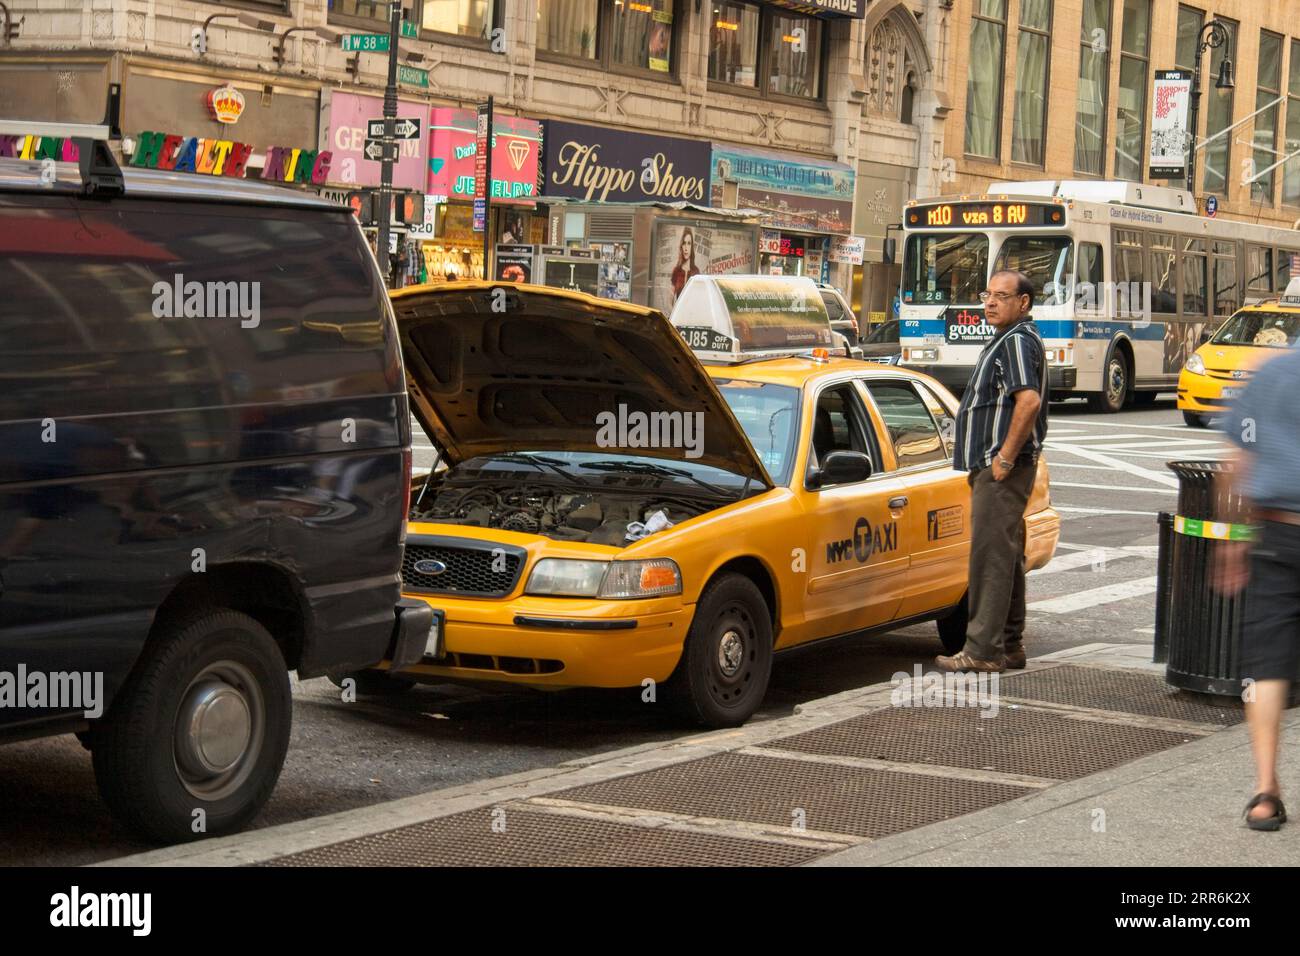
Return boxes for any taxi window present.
[864,382,948,468]
[807,383,878,480]
[714,379,800,485]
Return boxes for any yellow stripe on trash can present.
[1172,515,1256,541]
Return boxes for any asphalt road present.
[0,395,1229,866]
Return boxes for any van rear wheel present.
[90,609,290,844]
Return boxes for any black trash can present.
[1153,460,1250,696]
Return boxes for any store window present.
[1286,40,1300,206]
[329,0,495,38]
[965,0,1007,159]
[1181,237,1207,316]
[422,0,492,38]
[1175,5,1203,70]
[707,2,824,101]
[1011,0,1051,166]
[1213,241,1238,315]
[1114,0,1150,183]
[1254,31,1284,204]
[539,0,676,75]
[1075,0,1109,175]
[1202,17,1237,194]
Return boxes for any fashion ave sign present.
[541,120,709,203]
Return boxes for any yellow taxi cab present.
[367,280,1059,727]
[1178,281,1300,427]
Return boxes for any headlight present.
[525,559,608,597]
[599,559,682,598]
[1185,353,1206,375]
[524,558,683,598]
[905,348,938,362]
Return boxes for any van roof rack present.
[0,83,124,197]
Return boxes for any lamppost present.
[1186,18,1235,195]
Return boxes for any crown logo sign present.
[206,85,246,125]
[507,139,529,171]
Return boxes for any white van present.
[668,274,855,362]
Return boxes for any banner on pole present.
[1149,70,1193,180]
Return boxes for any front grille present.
[401,535,526,597]
[1206,368,1251,381]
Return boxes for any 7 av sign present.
[366,117,421,141]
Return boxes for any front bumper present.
[906,364,1077,391]
[1177,371,1237,412]
[384,593,694,689]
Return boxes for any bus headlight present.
[1184,354,1206,376]
[1044,347,1074,365]
[905,348,938,362]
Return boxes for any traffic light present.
[395,191,424,225]
[346,190,373,223]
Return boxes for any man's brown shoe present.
[934,651,1006,673]
[1005,644,1027,669]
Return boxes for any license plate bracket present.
[425,609,445,659]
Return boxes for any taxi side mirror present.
[1198,329,1211,345]
[810,450,874,489]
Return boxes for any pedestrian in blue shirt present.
[937,269,1049,673]
[1217,343,1300,830]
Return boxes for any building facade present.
[0,0,947,316]
[936,0,1300,232]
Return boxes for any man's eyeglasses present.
[978,291,1027,303]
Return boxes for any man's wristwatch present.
[995,454,1013,469]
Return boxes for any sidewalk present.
[106,643,1296,867]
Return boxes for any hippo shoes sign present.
[541,120,709,203]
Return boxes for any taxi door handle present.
[888,495,909,509]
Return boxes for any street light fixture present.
[273,25,340,68]
[1186,18,1235,194]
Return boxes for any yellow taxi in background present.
[366,281,1059,727]
[1178,282,1300,427]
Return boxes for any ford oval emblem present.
[414,559,447,576]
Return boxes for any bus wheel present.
[1086,353,1129,413]
[1183,410,1208,428]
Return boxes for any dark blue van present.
[0,136,429,842]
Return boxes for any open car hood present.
[390,282,773,487]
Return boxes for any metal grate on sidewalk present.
[761,704,1194,780]
[551,751,1032,839]
[999,663,1244,725]
[260,804,824,867]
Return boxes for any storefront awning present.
[760,0,866,18]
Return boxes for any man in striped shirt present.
[937,269,1049,673]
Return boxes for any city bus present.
[896,180,1300,411]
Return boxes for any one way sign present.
[366,117,421,140]
[363,139,398,162]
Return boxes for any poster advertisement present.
[598,242,631,301]
[545,258,600,296]
[1149,70,1192,180]
[651,221,756,313]
[496,244,534,283]
[713,276,833,350]
[649,8,673,73]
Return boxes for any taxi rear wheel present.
[671,574,773,728]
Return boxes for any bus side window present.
[1078,242,1104,308]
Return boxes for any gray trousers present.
[964,463,1035,660]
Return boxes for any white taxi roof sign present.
[669,274,835,362]
[1280,277,1300,306]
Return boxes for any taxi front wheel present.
[670,574,773,728]
[1183,410,1208,428]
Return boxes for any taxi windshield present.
[1211,310,1300,348]
[714,379,801,486]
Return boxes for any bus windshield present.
[994,236,1074,306]
[1211,310,1300,348]
[902,234,989,305]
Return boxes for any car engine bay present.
[409,480,718,546]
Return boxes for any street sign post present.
[397,65,429,88]
[341,34,389,52]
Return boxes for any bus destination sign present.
[906,202,1064,230]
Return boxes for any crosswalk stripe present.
[1054,505,1159,516]
[1040,441,1182,488]
[1028,547,1138,576]
[1050,481,1177,494]
[1028,575,1159,613]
